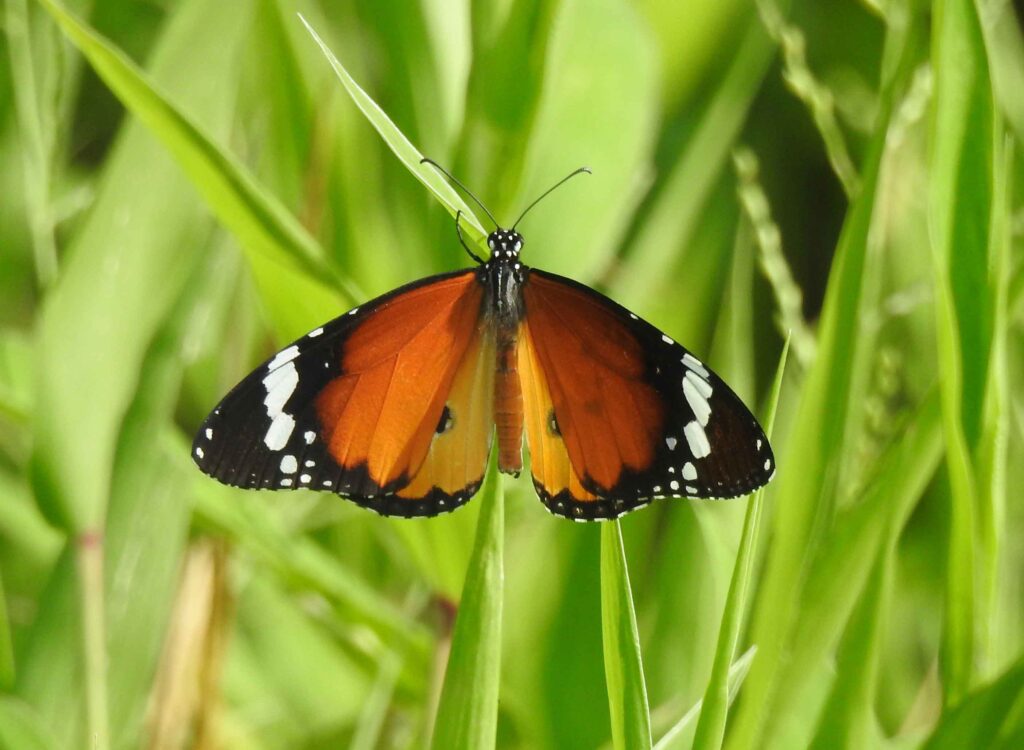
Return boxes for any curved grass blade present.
[298,15,488,243]
[691,336,790,750]
[654,647,758,750]
[928,0,997,703]
[602,520,652,750]
[430,452,504,750]
[35,0,352,306]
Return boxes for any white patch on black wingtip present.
[684,420,711,459]
[682,353,710,380]
[280,455,297,474]
[666,436,677,451]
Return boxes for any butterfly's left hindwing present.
[519,269,774,520]
[192,269,493,517]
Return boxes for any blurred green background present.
[1,0,1023,747]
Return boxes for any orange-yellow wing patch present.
[520,271,664,519]
[315,271,491,515]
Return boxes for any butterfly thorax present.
[482,228,527,329]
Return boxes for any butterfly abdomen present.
[494,327,524,475]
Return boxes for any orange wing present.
[193,269,494,517]
[520,270,774,520]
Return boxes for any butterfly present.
[192,160,775,521]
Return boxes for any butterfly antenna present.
[420,158,499,228]
[512,167,592,230]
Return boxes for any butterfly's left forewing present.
[193,269,494,517]
[519,269,774,520]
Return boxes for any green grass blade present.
[602,520,652,750]
[807,532,894,749]
[35,0,349,306]
[611,0,792,307]
[928,0,997,704]
[298,15,488,242]
[430,453,505,750]
[921,655,1024,749]
[5,0,58,286]
[726,14,924,746]
[654,647,758,750]
[692,336,790,750]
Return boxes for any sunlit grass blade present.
[430,453,504,750]
[601,520,652,750]
[35,0,350,306]
[928,0,997,703]
[807,534,894,749]
[765,390,943,744]
[654,647,758,750]
[692,336,789,750]
[921,655,1024,749]
[5,0,58,286]
[726,14,924,746]
[611,0,793,307]
[298,14,488,242]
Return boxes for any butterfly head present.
[487,229,524,261]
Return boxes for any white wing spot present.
[629,313,638,320]
[304,459,315,467]
[686,370,713,398]
[262,362,299,416]
[348,307,359,315]
[666,436,678,451]
[280,477,293,487]
[686,485,697,495]
[264,413,296,450]
[764,458,772,471]
[670,480,680,491]
[683,374,712,427]
[682,462,697,480]
[756,439,763,450]
[653,485,662,492]
[662,334,674,345]
[280,455,298,474]
[267,345,300,371]
[300,474,311,484]
[684,421,711,458]
[682,353,710,379]
[304,431,316,444]
[205,428,213,440]
[308,326,324,338]
[322,480,333,487]
[194,446,204,459]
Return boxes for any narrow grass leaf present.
[928,0,996,703]
[602,520,652,750]
[766,390,943,746]
[922,655,1024,749]
[35,0,349,307]
[692,336,789,750]
[299,15,488,242]
[654,647,758,750]
[430,452,504,750]
[611,0,792,307]
[726,16,923,746]
[807,533,894,749]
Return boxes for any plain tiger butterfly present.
[192,160,775,521]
